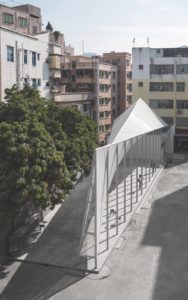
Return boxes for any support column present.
[106,150,109,250]
[136,136,139,203]
[130,138,133,212]
[116,144,119,235]
[123,140,127,222]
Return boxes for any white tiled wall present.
[0,28,50,100]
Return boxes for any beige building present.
[132,47,188,150]
[50,55,118,144]
[103,52,132,116]
[0,4,42,35]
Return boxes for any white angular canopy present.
[108,98,167,144]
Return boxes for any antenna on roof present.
[147,37,150,47]
[132,38,135,48]
[82,40,84,56]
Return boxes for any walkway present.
[1,153,188,300]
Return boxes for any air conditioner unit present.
[177,109,183,115]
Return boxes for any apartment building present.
[0,4,42,35]
[103,52,132,116]
[51,55,118,144]
[132,47,188,149]
[0,27,65,100]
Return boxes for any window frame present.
[32,51,37,66]
[150,82,174,92]
[176,82,185,92]
[149,99,174,109]
[3,13,14,24]
[7,46,14,62]
[18,17,28,28]
[24,50,28,64]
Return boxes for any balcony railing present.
[62,62,98,69]
[54,93,95,103]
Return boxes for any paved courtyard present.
[1,153,188,300]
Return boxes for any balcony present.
[76,77,95,84]
[53,93,95,103]
[50,87,62,93]
[50,70,61,79]
[49,55,61,69]
[61,62,98,69]
[49,44,61,55]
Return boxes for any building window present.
[99,84,109,92]
[33,26,38,34]
[99,125,105,133]
[105,124,110,131]
[176,65,188,74]
[176,100,188,109]
[149,99,173,109]
[150,64,174,75]
[150,82,174,92]
[112,84,116,92]
[3,13,14,24]
[113,72,116,79]
[99,111,110,119]
[99,70,109,78]
[161,117,174,125]
[72,61,76,68]
[127,72,132,79]
[176,82,185,92]
[37,53,40,60]
[83,104,88,112]
[127,83,132,92]
[23,78,28,86]
[24,50,28,64]
[38,79,41,87]
[156,49,161,54]
[112,59,117,65]
[138,82,143,87]
[99,98,110,106]
[126,59,130,67]
[18,17,28,28]
[32,79,37,89]
[7,46,14,62]
[99,125,110,132]
[138,64,143,70]
[113,109,116,117]
[112,97,116,105]
[32,52,37,66]
[176,117,188,127]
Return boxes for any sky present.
[3,0,188,55]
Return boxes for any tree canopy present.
[0,85,97,221]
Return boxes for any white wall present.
[132,47,188,81]
[132,47,150,80]
[0,28,50,100]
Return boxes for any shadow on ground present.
[0,177,89,300]
[142,184,188,300]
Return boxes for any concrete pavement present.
[50,154,188,300]
[1,154,188,300]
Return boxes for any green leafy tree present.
[46,103,98,176]
[0,86,97,221]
